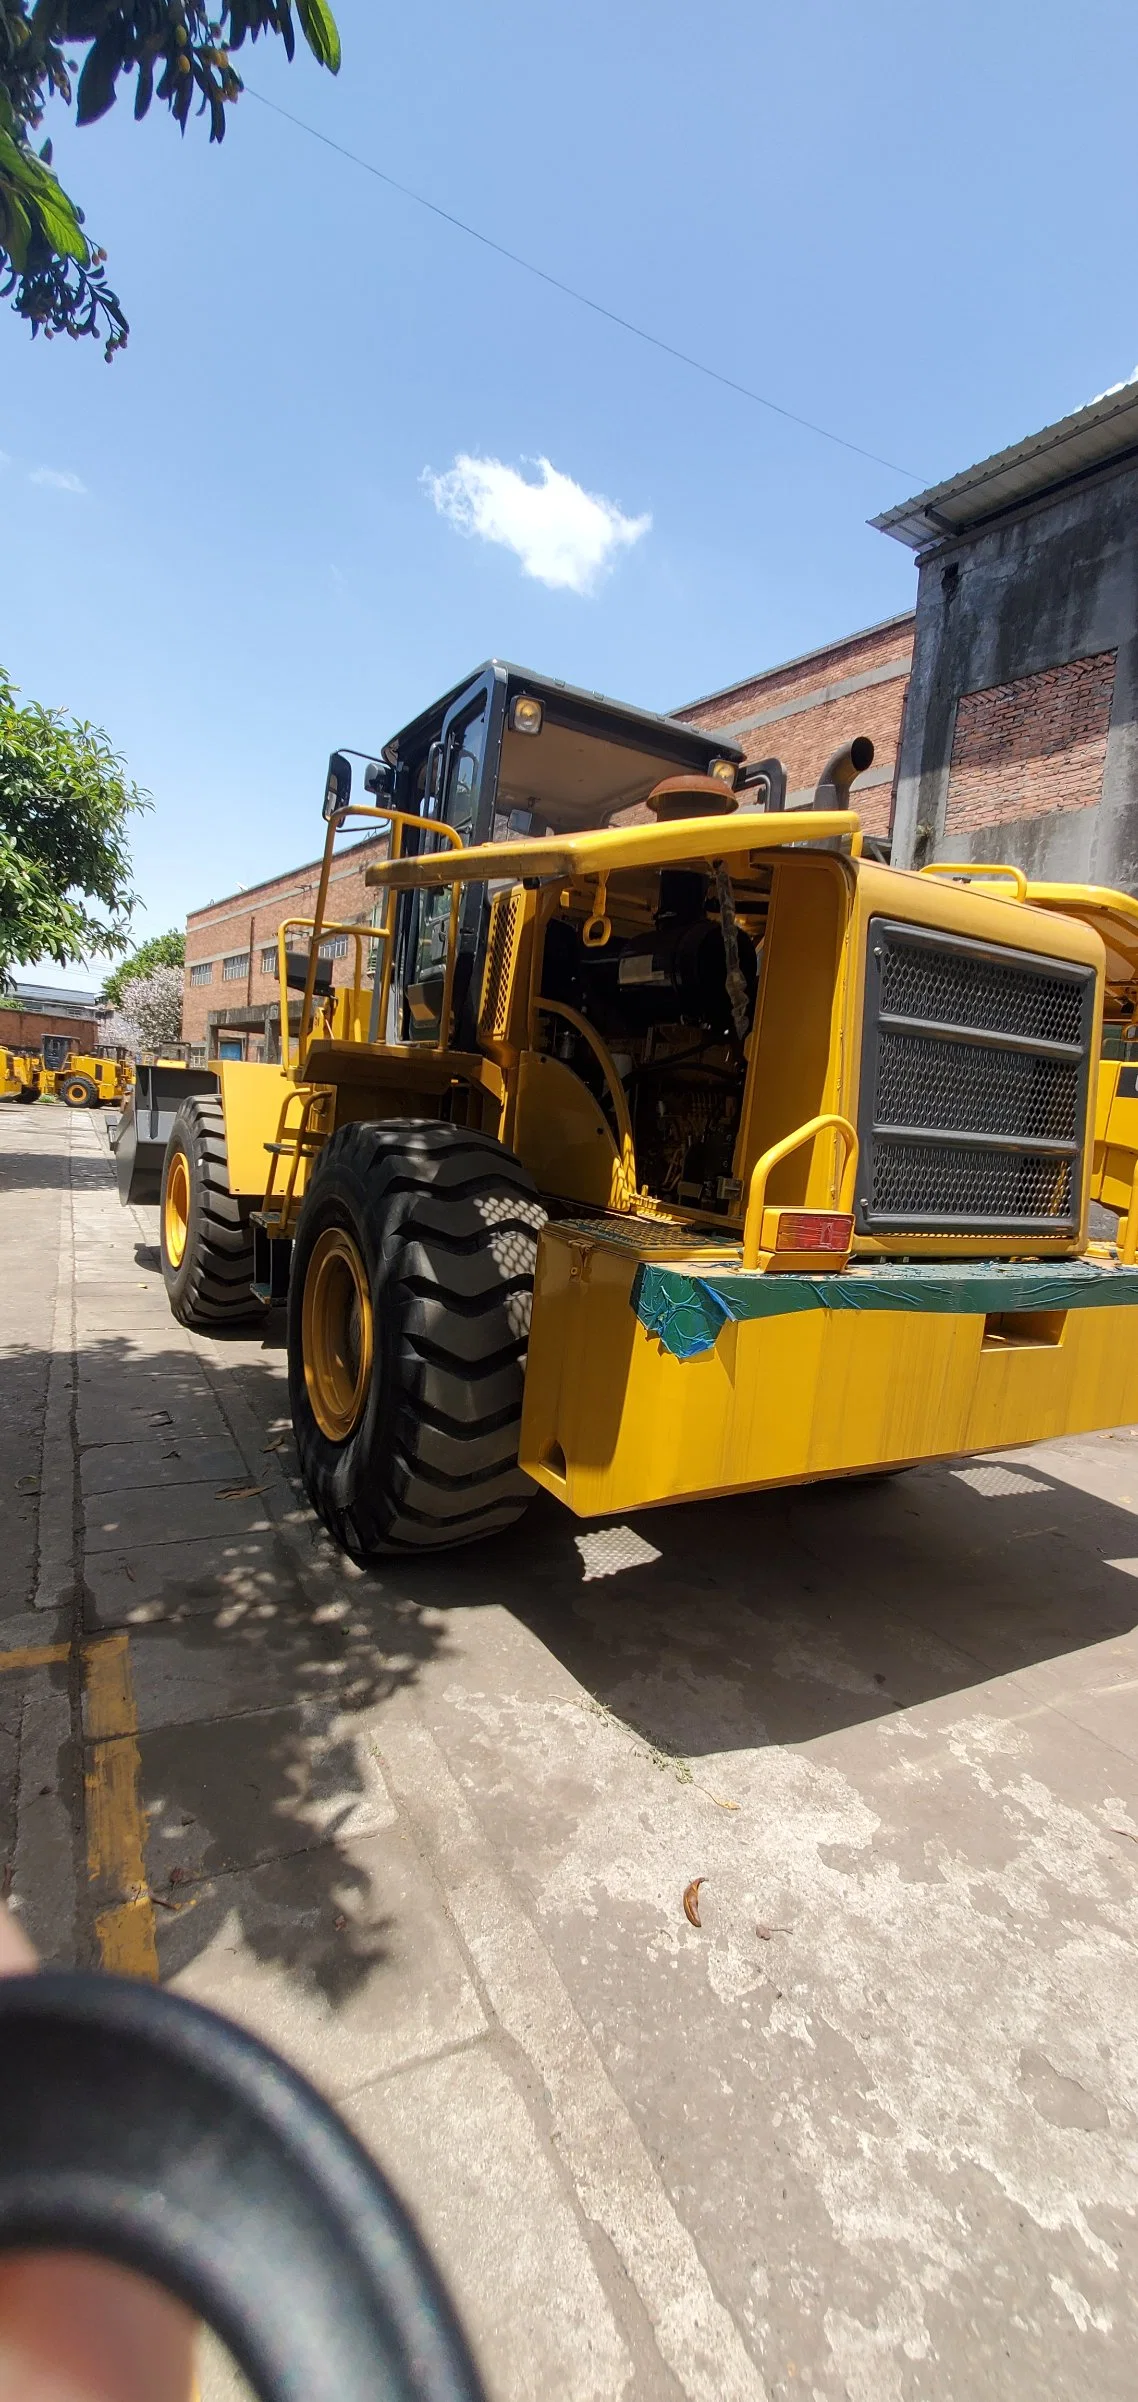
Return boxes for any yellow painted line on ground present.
[83,1633,158,1982]
[0,1643,69,1673]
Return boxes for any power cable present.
[245,87,919,483]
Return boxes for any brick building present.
[876,381,1138,881]
[181,833,388,1060]
[676,613,914,838]
[0,980,99,1052]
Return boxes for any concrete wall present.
[891,458,1138,885]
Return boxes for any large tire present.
[15,1085,39,1104]
[288,1120,547,1559]
[160,1097,259,1329]
[60,1073,98,1108]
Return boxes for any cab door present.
[404,683,492,1042]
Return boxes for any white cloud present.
[30,467,86,493]
[1087,367,1138,406]
[422,453,650,595]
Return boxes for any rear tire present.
[160,1097,259,1328]
[289,1119,547,1559]
[15,1085,39,1104]
[61,1074,98,1108]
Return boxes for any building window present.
[222,953,250,981]
[319,934,349,960]
[189,962,213,986]
[260,946,278,975]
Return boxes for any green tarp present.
[631,1255,1138,1362]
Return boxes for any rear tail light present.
[774,1212,854,1252]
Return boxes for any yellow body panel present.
[511,1052,622,1208]
[215,1060,297,1195]
[1094,1056,1138,1220]
[519,1226,1138,1516]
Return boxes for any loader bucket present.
[112,1063,218,1205]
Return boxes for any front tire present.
[160,1097,259,1328]
[61,1073,98,1108]
[15,1084,39,1104]
[289,1119,547,1558]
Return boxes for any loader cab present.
[380,662,745,1046]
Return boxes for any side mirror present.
[323,752,353,820]
[364,760,395,802]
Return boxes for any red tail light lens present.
[775,1212,854,1251]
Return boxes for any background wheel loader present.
[38,1034,134,1109]
[115,658,1138,1561]
[1,1047,44,1102]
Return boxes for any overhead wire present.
[244,87,919,483]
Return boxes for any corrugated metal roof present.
[872,380,1138,551]
[9,978,99,1012]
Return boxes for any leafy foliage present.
[0,665,148,986]
[1,1,340,355]
[100,924,184,1006]
[108,959,184,1049]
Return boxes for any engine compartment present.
[536,863,769,1214]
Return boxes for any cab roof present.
[382,661,745,776]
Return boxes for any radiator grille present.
[857,920,1095,1236]
[478,890,522,1042]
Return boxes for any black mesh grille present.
[879,944,1086,1047]
[875,1031,1080,1145]
[858,921,1094,1236]
[869,1143,1073,1223]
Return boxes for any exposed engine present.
[538,867,762,1214]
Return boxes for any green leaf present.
[1,190,32,272]
[30,174,89,264]
[75,37,122,127]
[295,0,341,72]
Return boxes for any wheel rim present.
[164,1150,190,1269]
[303,1226,374,1443]
[64,1081,87,1106]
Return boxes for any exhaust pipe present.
[812,735,874,810]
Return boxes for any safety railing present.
[918,862,1029,900]
[276,920,371,1069]
[742,1113,859,1269]
[289,801,465,1071]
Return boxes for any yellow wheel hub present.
[303,1226,374,1443]
[164,1149,190,1270]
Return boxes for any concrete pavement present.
[3,1098,1138,2398]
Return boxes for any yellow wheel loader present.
[1,1047,43,1102]
[39,1035,134,1109]
[115,661,1138,1559]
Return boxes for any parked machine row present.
[1,1035,134,1108]
[113,659,1138,1562]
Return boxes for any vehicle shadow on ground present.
[72,1256,1138,2002]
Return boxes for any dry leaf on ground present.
[216,1483,267,1500]
[683,1878,704,1928]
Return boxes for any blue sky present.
[4,0,1137,985]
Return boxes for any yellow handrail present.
[918,861,1028,900]
[742,1112,859,1269]
[297,802,465,1066]
[533,997,638,1200]
[277,918,371,1068]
